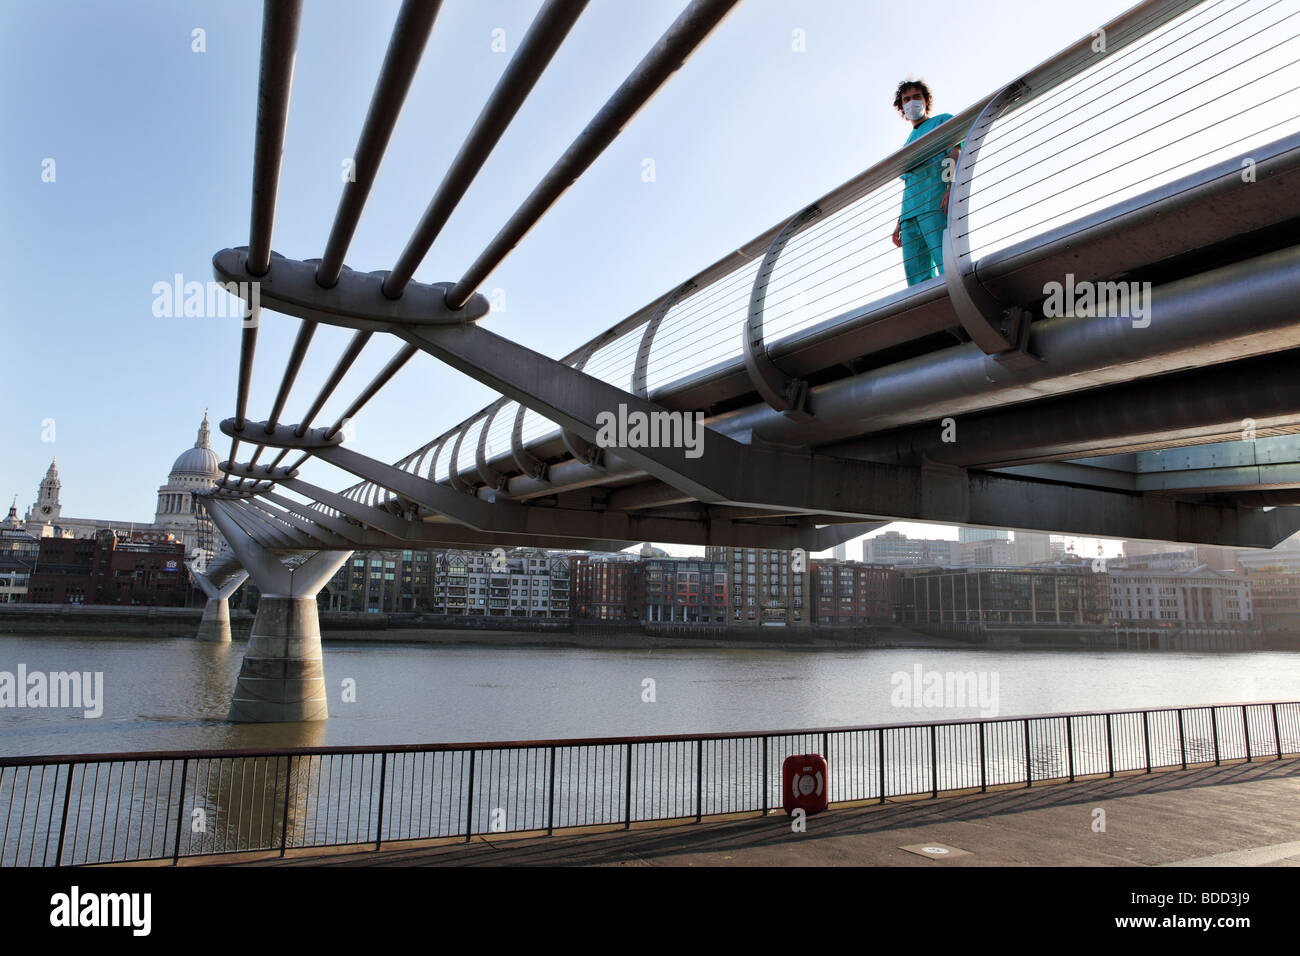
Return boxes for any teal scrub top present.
[899,112,962,221]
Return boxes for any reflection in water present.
[184,721,328,856]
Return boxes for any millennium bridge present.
[167,0,1300,720]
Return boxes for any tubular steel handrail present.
[263,0,1216,511]
[366,0,1241,506]
[1,700,1296,867]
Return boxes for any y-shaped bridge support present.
[186,550,250,643]
[204,498,351,722]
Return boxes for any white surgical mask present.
[903,100,926,121]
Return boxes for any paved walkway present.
[246,757,1300,867]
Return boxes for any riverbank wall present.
[1,605,1294,651]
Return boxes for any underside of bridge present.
[195,0,1300,720]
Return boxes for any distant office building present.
[327,549,435,613]
[1113,543,1240,574]
[959,538,1017,567]
[810,560,898,625]
[427,549,570,618]
[1111,548,1197,572]
[958,528,1010,544]
[1012,531,1058,566]
[1108,566,1252,625]
[1122,541,1173,559]
[1237,533,1300,573]
[832,542,847,561]
[861,531,960,567]
[637,558,727,624]
[0,557,31,605]
[25,529,189,606]
[0,524,40,604]
[900,565,1109,626]
[1244,569,1300,631]
[706,546,808,624]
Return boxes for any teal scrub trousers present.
[898,111,961,286]
[900,210,948,287]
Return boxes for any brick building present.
[570,553,639,620]
[25,529,189,606]
[811,560,899,625]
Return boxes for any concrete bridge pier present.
[187,558,250,643]
[203,501,352,723]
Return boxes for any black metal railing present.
[2,700,1297,866]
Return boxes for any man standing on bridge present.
[890,79,963,286]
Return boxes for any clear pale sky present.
[0,0,1165,555]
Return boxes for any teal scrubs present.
[899,112,962,286]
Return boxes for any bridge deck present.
[201,757,1300,867]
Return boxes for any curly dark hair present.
[893,78,933,117]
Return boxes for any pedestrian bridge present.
[186,0,1300,719]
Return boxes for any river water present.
[2,634,1298,757]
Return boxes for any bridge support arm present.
[186,552,250,643]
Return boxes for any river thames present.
[2,634,1298,757]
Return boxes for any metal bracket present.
[632,280,696,398]
[448,426,474,494]
[219,418,343,451]
[212,248,492,332]
[221,460,299,481]
[744,203,820,420]
[476,401,509,491]
[942,80,1038,357]
[990,306,1042,371]
[510,404,547,480]
[425,438,447,482]
[197,482,274,500]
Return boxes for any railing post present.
[761,736,769,815]
[1177,709,1187,770]
[54,761,76,868]
[464,750,476,843]
[1023,719,1032,788]
[1211,707,1221,766]
[1272,703,1283,760]
[375,752,387,850]
[546,746,556,835]
[1066,717,1075,782]
[624,742,633,829]
[978,722,987,793]
[878,729,886,804]
[171,758,188,866]
[694,739,703,823]
[1242,705,1252,762]
[279,754,293,857]
[930,724,938,798]
[1142,711,1152,773]
[1105,713,1114,778]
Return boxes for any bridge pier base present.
[229,596,332,722]
[201,500,352,723]
[197,597,234,642]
